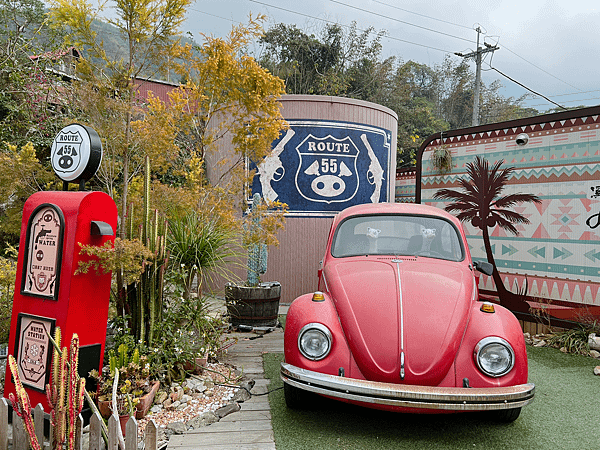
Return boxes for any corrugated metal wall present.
[207,95,397,304]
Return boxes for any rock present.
[590,350,600,359]
[594,366,600,376]
[170,387,184,402]
[166,421,187,435]
[204,389,213,397]
[204,380,215,389]
[150,404,162,414]
[155,391,168,405]
[215,402,240,418]
[163,398,172,408]
[176,402,188,411]
[589,333,600,351]
[533,340,546,347]
[232,387,251,403]
[169,400,181,410]
[186,378,206,392]
[560,347,567,353]
[181,394,192,403]
[187,411,219,429]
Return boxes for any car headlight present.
[298,323,332,361]
[474,337,515,377]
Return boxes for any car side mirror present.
[473,260,494,276]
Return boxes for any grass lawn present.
[263,346,600,449]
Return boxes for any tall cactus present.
[247,193,268,287]
[46,329,86,450]
[125,156,168,347]
[8,328,85,450]
[8,355,41,450]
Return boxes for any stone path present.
[167,308,285,450]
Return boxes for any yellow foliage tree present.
[0,142,54,237]
[47,0,191,233]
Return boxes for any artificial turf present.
[263,346,599,449]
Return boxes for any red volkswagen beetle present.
[281,202,534,422]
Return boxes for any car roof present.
[333,202,461,227]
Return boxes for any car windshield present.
[331,214,464,261]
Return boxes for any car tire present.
[492,407,521,423]
[284,382,312,409]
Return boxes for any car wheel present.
[492,407,521,423]
[284,382,312,409]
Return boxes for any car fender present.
[454,302,528,388]
[284,292,353,377]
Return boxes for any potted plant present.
[226,193,285,328]
[92,343,160,419]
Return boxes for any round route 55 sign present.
[50,124,102,183]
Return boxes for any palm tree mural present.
[433,156,541,312]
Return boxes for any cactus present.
[247,193,268,287]
[46,329,86,450]
[8,328,86,450]
[124,156,168,347]
[8,355,41,450]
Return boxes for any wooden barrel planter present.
[225,282,281,328]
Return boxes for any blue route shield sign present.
[252,119,391,215]
[295,134,359,204]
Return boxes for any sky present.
[181,0,600,113]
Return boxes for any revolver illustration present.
[361,134,384,203]
[257,129,295,202]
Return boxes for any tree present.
[154,15,287,196]
[0,0,68,150]
[48,0,191,229]
[0,0,68,243]
[48,0,192,319]
[258,21,386,99]
[433,156,540,312]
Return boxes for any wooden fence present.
[0,398,158,450]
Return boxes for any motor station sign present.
[14,314,55,391]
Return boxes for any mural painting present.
[419,107,600,319]
[252,120,392,215]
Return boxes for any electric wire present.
[490,66,567,110]
[247,0,454,53]
[188,7,238,24]
[500,43,583,93]
[370,0,473,30]
[327,0,473,43]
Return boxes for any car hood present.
[325,257,472,385]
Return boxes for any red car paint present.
[282,202,533,418]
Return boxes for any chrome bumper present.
[281,362,535,411]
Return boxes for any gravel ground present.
[136,361,242,437]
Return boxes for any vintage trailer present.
[417,106,600,321]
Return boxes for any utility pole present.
[455,27,499,126]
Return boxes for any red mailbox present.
[4,190,117,409]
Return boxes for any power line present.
[499,43,583,93]
[187,8,238,24]
[490,66,567,110]
[328,0,473,44]
[371,0,473,31]
[247,0,455,53]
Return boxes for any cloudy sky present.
[181,0,600,113]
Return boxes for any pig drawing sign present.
[295,134,359,204]
[253,120,391,214]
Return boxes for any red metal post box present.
[4,191,117,409]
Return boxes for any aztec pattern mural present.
[420,107,600,316]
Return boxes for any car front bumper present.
[281,362,535,411]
